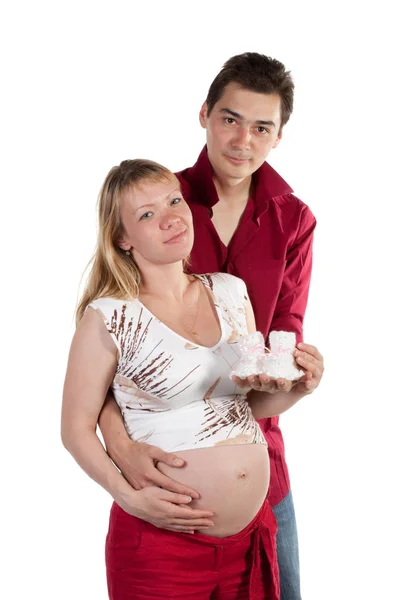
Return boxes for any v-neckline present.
[208,196,255,254]
[137,274,225,350]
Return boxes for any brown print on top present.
[110,305,201,402]
[197,395,265,445]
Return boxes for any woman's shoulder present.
[195,273,248,303]
[86,296,141,325]
[85,296,144,355]
[88,296,131,310]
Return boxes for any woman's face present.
[118,177,194,269]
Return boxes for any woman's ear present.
[118,238,132,252]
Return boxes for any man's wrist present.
[105,430,134,466]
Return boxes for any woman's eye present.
[171,197,182,205]
[139,211,153,220]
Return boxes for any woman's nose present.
[160,213,180,229]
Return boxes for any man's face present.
[199,82,283,182]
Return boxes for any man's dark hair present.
[206,52,294,133]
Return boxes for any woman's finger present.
[165,525,209,533]
[169,517,215,527]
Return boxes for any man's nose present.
[232,126,251,148]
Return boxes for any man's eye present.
[225,118,236,125]
[171,197,181,205]
[139,211,153,220]
[257,127,269,134]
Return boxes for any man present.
[99,52,324,600]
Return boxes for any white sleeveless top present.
[89,273,266,452]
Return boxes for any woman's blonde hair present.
[76,159,180,325]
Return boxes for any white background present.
[1,1,399,598]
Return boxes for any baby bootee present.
[231,331,304,381]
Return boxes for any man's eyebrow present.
[220,108,243,119]
[220,108,276,128]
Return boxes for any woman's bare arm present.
[62,308,133,502]
[61,308,212,532]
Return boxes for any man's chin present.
[224,163,253,180]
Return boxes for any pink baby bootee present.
[231,331,304,381]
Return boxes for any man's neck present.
[212,171,252,207]
[209,170,253,247]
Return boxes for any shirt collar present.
[185,145,293,211]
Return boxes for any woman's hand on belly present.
[119,486,215,533]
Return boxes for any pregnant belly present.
[157,443,270,538]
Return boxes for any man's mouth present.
[225,155,251,164]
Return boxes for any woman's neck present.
[139,262,192,302]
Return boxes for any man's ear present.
[272,132,283,149]
[199,101,208,128]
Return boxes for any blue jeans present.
[272,490,301,600]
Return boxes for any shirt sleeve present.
[87,298,122,359]
[269,200,316,343]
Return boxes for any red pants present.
[106,499,280,599]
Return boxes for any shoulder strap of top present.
[203,273,248,307]
[87,297,140,359]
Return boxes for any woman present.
[61,159,313,599]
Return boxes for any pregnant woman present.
[61,158,314,599]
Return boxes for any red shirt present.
[176,146,316,507]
